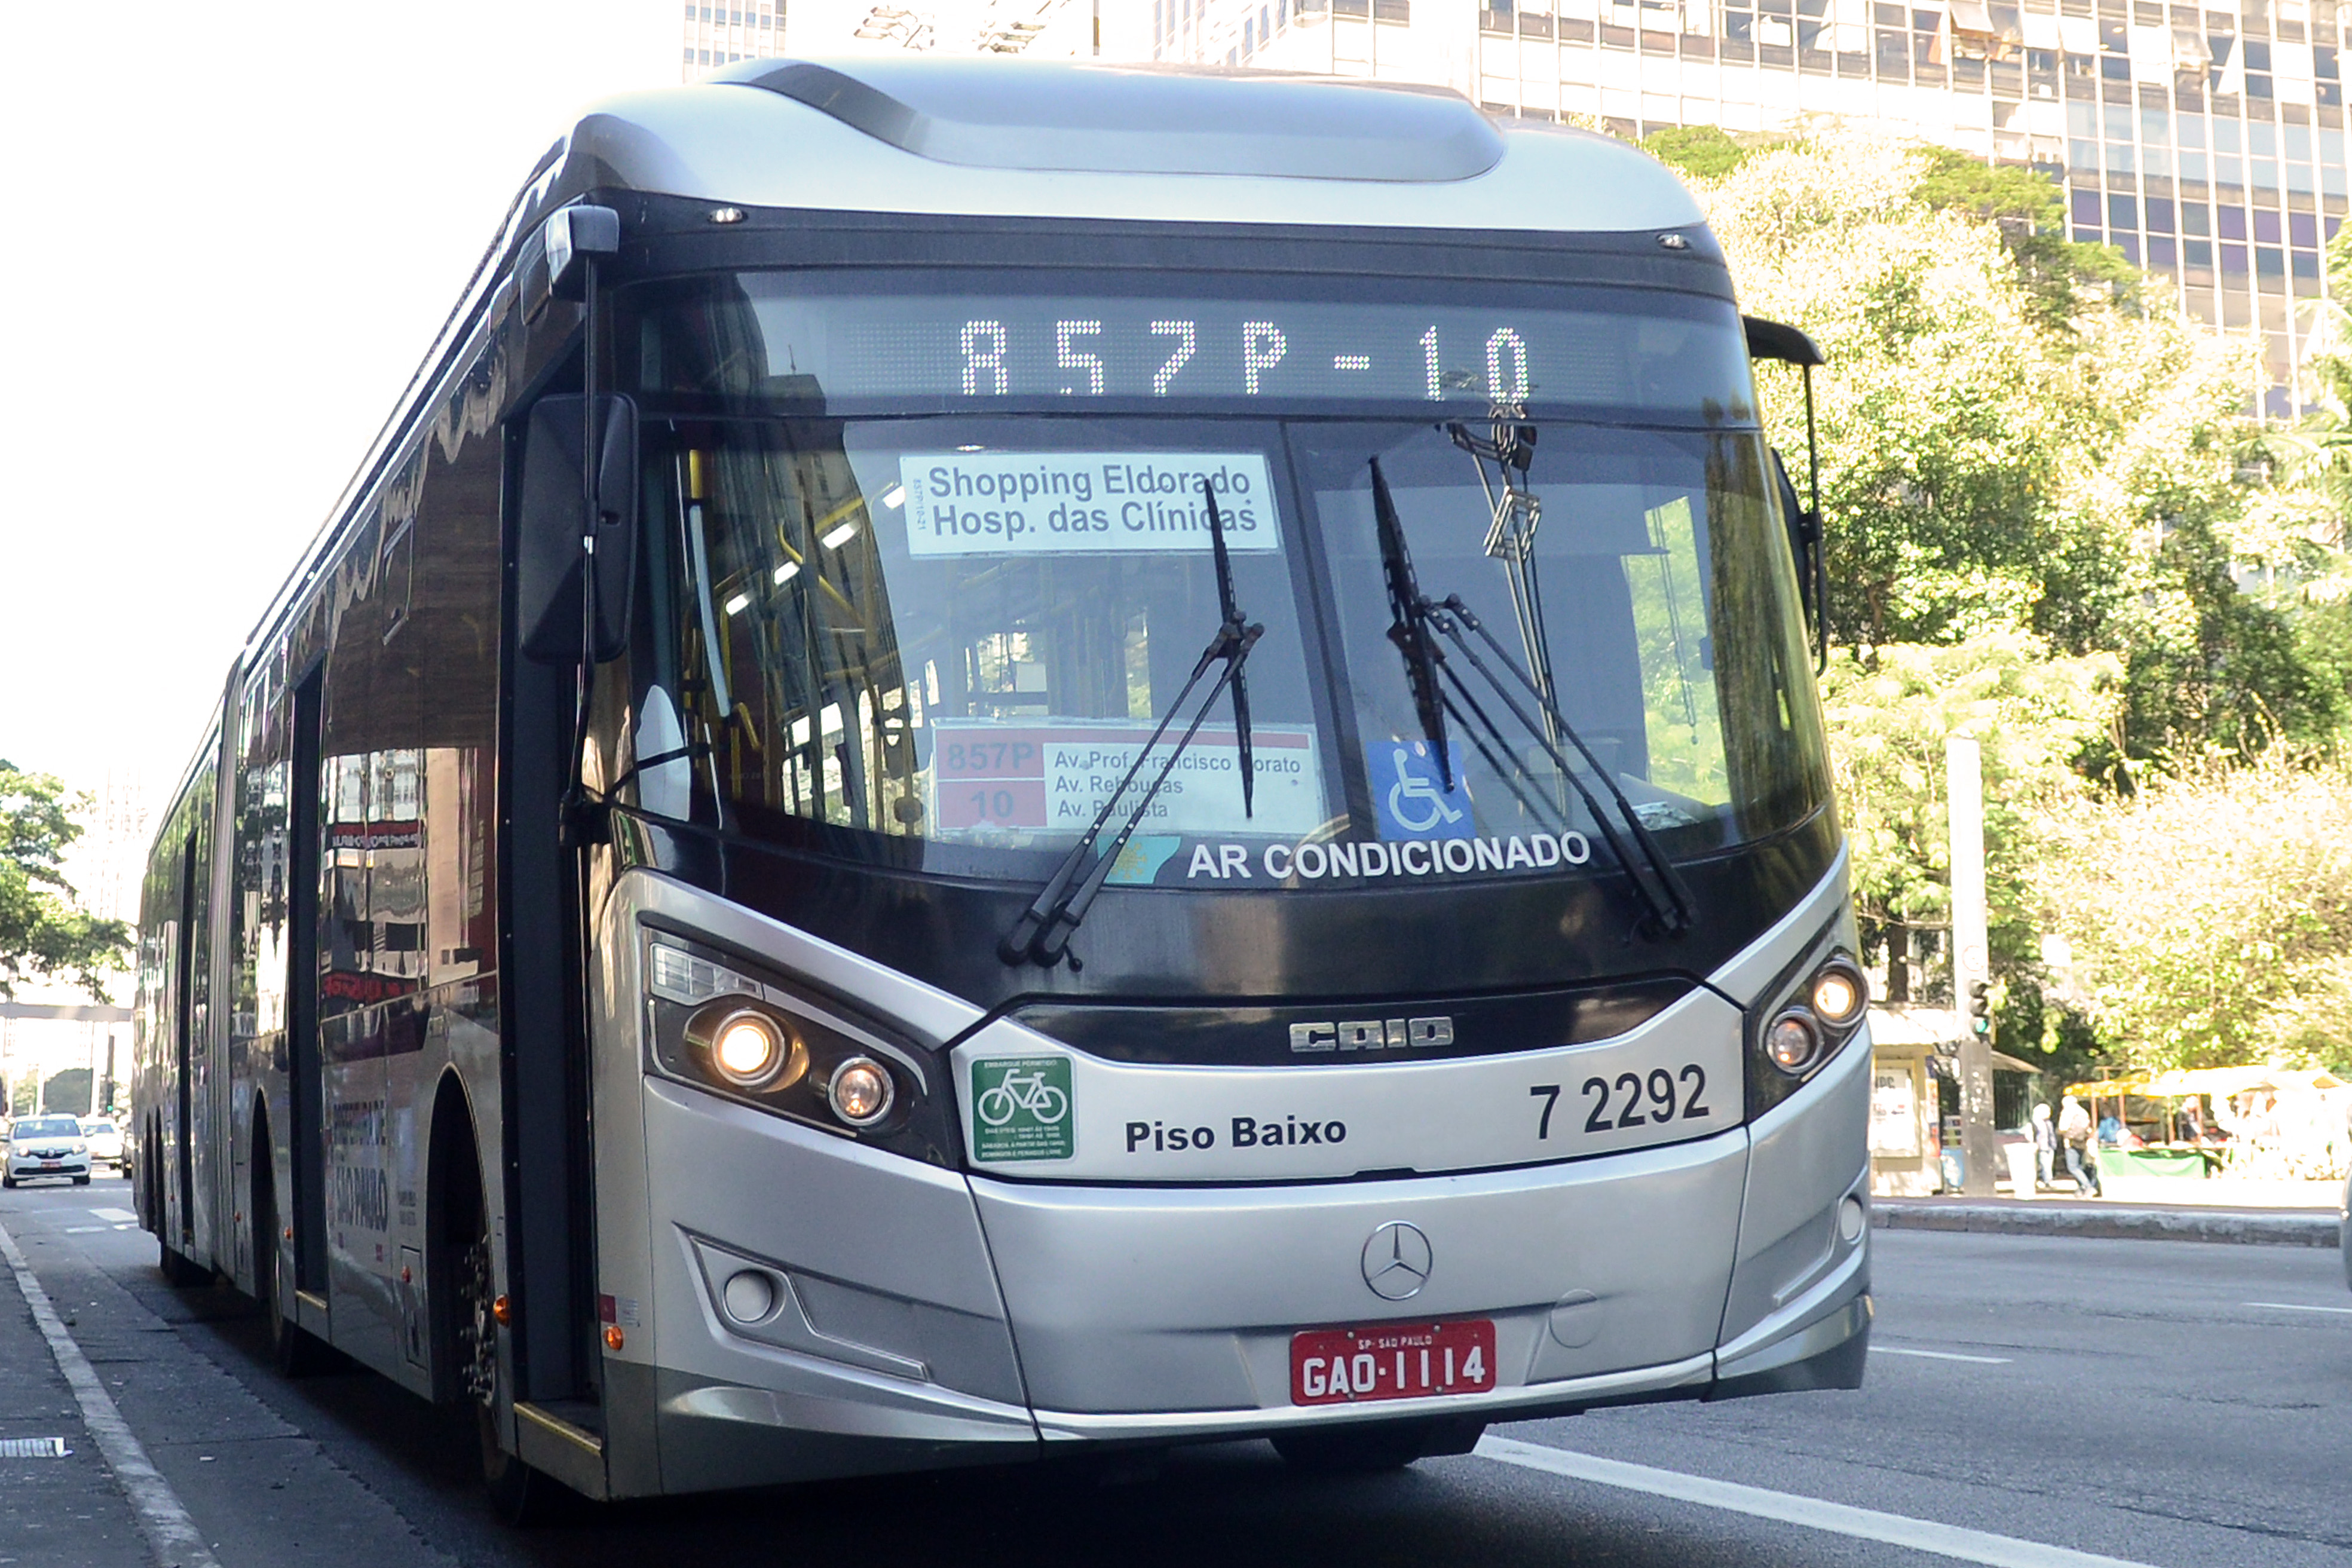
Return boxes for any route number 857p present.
[1528,1067,1711,1138]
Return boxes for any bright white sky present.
[0,2,680,806]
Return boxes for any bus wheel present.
[1272,1416,1487,1475]
[252,1159,330,1376]
[449,1167,565,1525]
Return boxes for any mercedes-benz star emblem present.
[1361,1221,1434,1300]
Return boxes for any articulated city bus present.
[133,58,1868,1516]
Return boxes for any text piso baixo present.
[1127,1116,1348,1153]
[1186,832,1592,881]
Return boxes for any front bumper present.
[7,1155,91,1181]
[618,1036,1869,1489]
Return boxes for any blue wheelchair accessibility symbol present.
[1367,740,1473,841]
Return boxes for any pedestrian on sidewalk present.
[2031,1102,2056,1191]
[2059,1095,2100,1196]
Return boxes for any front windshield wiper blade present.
[1368,460,1695,940]
[999,480,1263,970]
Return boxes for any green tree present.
[1820,632,2118,994]
[0,762,131,1000]
[2030,749,2352,1073]
[1642,124,1765,181]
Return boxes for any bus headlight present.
[827,1058,895,1127]
[1766,1012,1820,1074]
[695,1007,806,1092]
[1808,959,1867,1031]
[1746,940,1869,1119]
[644,932,950,1165]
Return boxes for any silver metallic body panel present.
[597,872,1027,1493]
[1719,1021,1872,1349]
[591,860,1865,1492]
[564,70,1704,234]
[970,1127,1748,1416]
[951,988,1744,1181]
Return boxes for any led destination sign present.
[721,287,1753,414]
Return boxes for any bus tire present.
[1272,1416,1486,1475]
[251,1134,332,1376]
[436,1129,571,1526]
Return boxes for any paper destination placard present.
[901,452,1282,556]
[930,718,1323,838]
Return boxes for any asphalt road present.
[4,1173,2348,1568]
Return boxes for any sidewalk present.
[0,1216,159,1568]
[1875,1193,2344,1248]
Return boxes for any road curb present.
[1873,1201,2342,1248]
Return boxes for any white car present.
[79,1119,122,1167]
[3,1115,93,1187]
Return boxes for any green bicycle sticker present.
[970,1056,1075,1162]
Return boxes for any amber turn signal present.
[492,1294,512,1325]
[603,1324,625,1351]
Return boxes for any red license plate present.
[1290,1319,1496,1405]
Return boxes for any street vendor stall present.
[2064,1066,2352,1191]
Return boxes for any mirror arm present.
[560,250,611,850]
[1802,362,1828,673]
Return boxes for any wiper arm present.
[1368,460,1695,940]
[999,480,1262,970]
[1371,458,1453,791]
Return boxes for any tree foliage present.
[0,762,131,1001]
[1656,128,2352,1070]
[1821,635,2119,972]
[2031,751,2352,1074]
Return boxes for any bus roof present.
[217,59,1714,749]
[562,58,1706,235]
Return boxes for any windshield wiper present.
[1368,458,1695,940]
[999,480,1262,970]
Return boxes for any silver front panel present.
[970,1129,1748,1415]
[1719,1027,1873,1348]
[951,990,1744,1183]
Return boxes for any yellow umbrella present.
[2064,1077,2144,1097]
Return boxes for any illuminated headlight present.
[71,1141,87,1155]
[688,1004,807,1094]
[1766,1011,1821,1074]
[1808,958,1867,1032]
[645,932,948,1162]
[827,1058,895,1128]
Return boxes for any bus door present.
[502,393,606,1411]
[173,834,198,1251]
[288,664,330,1295]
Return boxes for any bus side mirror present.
[1769,446,1821,632]
[1744,315,1829,672]
[518,395,638,664]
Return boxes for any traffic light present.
[1966,979,1992,1035]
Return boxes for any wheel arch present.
[425,1065,489,1407]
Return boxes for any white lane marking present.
[89,1208,137,1223]
[1478,1435,2157,1568]
[2244,1300,2352,1316]
[0,1217,222,1568]
[62,1226,105,1235]
[1872,1345,2013,1364]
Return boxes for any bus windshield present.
[618,272,1828,889]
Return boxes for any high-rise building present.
[791,0,2344,416]
[681,1,789,78]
